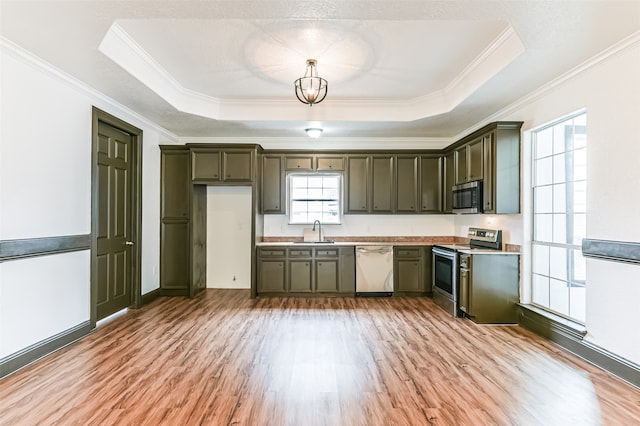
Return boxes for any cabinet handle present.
[226,174,231,178]
[410,206,414,209]
[297,165,301,168]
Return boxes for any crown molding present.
[179,136,451,150]
[100,22,523,123]
[459,30,640,138]
[1,36,178,142]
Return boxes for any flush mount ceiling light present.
[294,59,328,106]
[305,128,323,138]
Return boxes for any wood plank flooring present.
[1,290,639,425]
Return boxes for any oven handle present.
[432,247,457,259]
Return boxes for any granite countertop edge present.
[256,237,521,253]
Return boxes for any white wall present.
[264,215,455,238]
[0,42,174,358]
[491,36,640,364]
[206,187,252,289]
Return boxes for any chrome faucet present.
[312,220,322,242]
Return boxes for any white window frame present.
[530,110,587,324]
[287,173,342,225]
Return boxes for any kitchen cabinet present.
[345,155,394,214]
[396,155,419,213]
[458,253,520,324]
[261,155,284,214]
[316,156,345,171]
[315,248,340,292]
[420,155,443,213]
[288,248,313,292]
[394,246,432,295]
[257,248,287,293]
[455,137,483,184]
[191,148,253,183]
[256,246,355,294]
[442,152,455,213]
[346,156,369,213]
[447,121,522,214]
[285,155,313,171]
[160,146,206,297]
[371,155,394,213]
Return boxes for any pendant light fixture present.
[294,59,328,106]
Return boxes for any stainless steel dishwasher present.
[355,245,394,296]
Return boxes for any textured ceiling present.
[1,1,639,142]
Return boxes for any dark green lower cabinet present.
[289,260,312,292]
[257,246,355,295]
[316,260,339,292]
[393,246,432,295]
[257,259,286,293]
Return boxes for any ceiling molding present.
[1,36,178,142]
[180,136,451,150]
[455,29,640,140]
[100,21,524,123]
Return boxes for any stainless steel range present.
[432,227,503,316]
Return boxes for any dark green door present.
[96,122,133,319]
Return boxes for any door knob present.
[125,241,135,246]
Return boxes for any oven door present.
[432,247,459,316]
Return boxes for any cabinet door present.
[420,156,443,212]
[455,146,467,184]
[162,149,190,218]
[223,151,252,181]
[443,152,455,213]
[396,155,418,213]
[191,150,221,182]
[482,133,494,213]
[258,260,286,293]
[262,155,284,214]
[316,156,345,171]
[289,260,312,292]
[397,259,422,292]
[467,138,484,182]
[346,156,369,213]
[338,247,356,293]
[160,222,190,291]
[316,260,339,292]
[285,156,313,171]
[371,156,393,213]
[459,267,470,314]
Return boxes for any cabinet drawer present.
[315,248,339,258]
[285,156,313,170]
[288,248,313,257]
[316,156,344,171]
[259,248,286,257]
[395,247,421,258]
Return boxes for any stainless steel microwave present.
[452,181,483,214]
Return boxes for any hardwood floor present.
[1,290,639,425]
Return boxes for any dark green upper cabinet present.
[371,155,394,213]
[285,155,313,171]
[396,155,419,213]
[191,149,220,182]
[446,121,522,214]
[316,155,345,171]
[420,155,443,213]
[261,155,284,214]
[190,148,253,183]
[455,137,483,185]
[346,156,369,213]
[223,151,253,181]
[442,152,455,213]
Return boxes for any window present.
[531,112,587,323]
[289,174,341,224]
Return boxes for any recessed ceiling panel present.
[116,19,510,100]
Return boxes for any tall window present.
[531,112,587,323]
[289,174,341,224]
